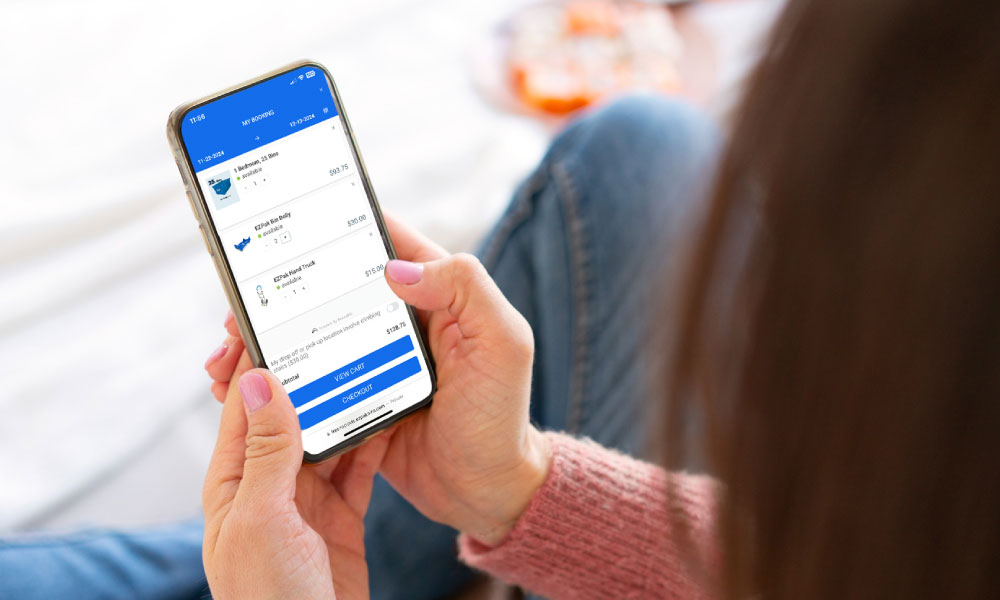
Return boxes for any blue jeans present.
[0,96,719,600]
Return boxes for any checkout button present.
[298,356,421,430]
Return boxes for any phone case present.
[166,60,435,462]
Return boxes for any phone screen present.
[177,65,433,459]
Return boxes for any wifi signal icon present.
[298,75,304,81]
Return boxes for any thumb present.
[234,369,303,507]
[385,253,520,340]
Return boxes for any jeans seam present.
[479,169,545,271]
[552,160,592,434]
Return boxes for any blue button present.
[298,356,422,430]
[289,336,415,408]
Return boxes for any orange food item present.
[565,1,622,36]
[512,62,595,114]
[507,1,684,115]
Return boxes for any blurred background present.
[0,0,780,532]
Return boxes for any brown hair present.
[663,0,1000,598]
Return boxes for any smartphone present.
[167,61,435,462]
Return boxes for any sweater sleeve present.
[457,432,718,600]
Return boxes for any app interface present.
[181,66,432,456]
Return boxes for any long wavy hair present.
[663,0,1000,597]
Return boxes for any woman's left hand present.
[203,351,388,600]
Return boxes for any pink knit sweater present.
[458,433,718,599]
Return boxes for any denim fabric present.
[0,95,719,600]
[0,518,208,599]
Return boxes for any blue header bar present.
[181,65,338,172]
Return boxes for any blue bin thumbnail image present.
[212,178,232,195]
[207,170,240,210]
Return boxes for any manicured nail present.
[386,259,424,284]
[204,343,228,368]
[238,372,272,413]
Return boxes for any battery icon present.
[305,70,316,79]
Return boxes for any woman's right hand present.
[206,215,551,546]
[378,246,551,546]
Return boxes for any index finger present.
[382,212,448,327]
[224,310,241,338]
[382,211,448,263]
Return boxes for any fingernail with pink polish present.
[386,260,424,284]
[238,372,272,413]
[204,343,228,368]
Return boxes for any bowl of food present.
[474,0,714,117]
